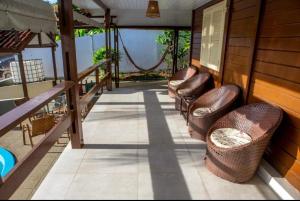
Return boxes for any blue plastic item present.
[0,147,16,178]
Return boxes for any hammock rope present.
[118,30,173,72]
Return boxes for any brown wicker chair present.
[188,85,241,141]
[175,72,212,115]
[205,103,283,183]
[168,67,197,98]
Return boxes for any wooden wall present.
[191,0,300,190]
[222,0,261,99]
[248,0,300,189]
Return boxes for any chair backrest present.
[31,115,55,137]
[183,67,197,80]
[177,72,212,98]
[210,103,283,140]
[197,85,240,111]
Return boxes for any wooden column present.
[113,25,120,88]
[58,0,84,148]
[105,9,112,91]
[172,29,179,75]
[245,0,264,102]
[51,46,58,86]
[17,53,29,100]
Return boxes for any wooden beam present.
[93,0,108,11]
[51,46,58,85]
[219,0,233,87]
[80,73,109,110]
[0,81,73,137]
[90,15,117,18]
[245,0,264,102]
[77,60,108,81]
[172,30,179,75]
[117,25,191,30]
[17,53,29,100]
[58,0,84,149]
[189,10,195,67]
[105,9,113,91]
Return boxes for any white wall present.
[22,29,165,78]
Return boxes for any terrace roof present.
[73,0,212,28]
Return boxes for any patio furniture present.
[188,85,241,141]
[168,67,197,98]
[175,72,213,117]
[205,103,283,183]
[22,115,56,147]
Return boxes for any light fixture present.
[146,0,160,18]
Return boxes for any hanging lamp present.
[146,0,160,18]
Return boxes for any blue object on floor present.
[0,147,16,178]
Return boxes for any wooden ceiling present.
[73,0,212,27]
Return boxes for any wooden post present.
[113,25,120,88]
[105,9,112,91]
[51,46,58,86]
[172,29,179,75]
[58,0,84,149]
[17,53,29,100]
[116,27,120,88]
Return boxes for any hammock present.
[118,30,173,72]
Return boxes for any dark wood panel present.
[232,0,257,11]
[251,72,300,99]
[264,0,300,12]
[258,37,300,52]
[260,8,300,27]
[250,83,300,115]
[229,17,257,38]
[256,50,300,68]
[227,46,251,57]
[231,6,257,21]
[255,61,300,84]
[228,37,252,47]
[260,23,300,38]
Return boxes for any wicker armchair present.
[175,72,212,115]
[188,85,240,141]
[205,103,283,183]
[168,67,197,98]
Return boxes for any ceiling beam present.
[93,0,109,11]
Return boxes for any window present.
[200,0,227,71]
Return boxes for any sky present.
[44,0,57,4]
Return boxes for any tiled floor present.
[32,83,279,200]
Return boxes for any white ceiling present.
[73,0,212,27]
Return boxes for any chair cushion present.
[192,107,213,117]
[169,80,184,87]
[210,128,252,149]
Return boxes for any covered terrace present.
[0,0,298,200]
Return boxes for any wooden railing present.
[0,59,110,199]
[77,60,110,118]
[0,81,74,199]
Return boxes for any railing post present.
[58,0,84,148]
[113,25,120,88]
[51,45,58,86]
[105,9,112,91]
[17,53,29,100]
[172,29,179,75]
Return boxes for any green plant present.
[93,47,122,65]
[156,30,191,70]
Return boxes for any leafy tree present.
[156,30,191,70]
[93,47,122,65]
